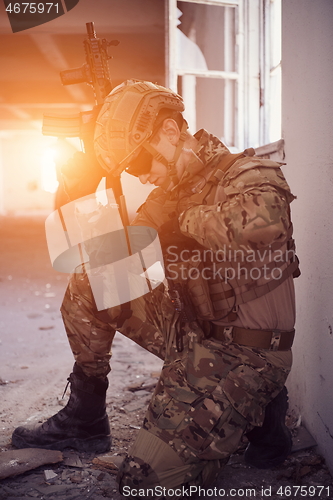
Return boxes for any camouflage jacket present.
[131,130,298,322]
[132,129,295,252]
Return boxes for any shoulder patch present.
[225,157,282,180]
[222,157,296,201]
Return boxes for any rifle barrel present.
[86,22,96,38]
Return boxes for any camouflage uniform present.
[61,130,295,495]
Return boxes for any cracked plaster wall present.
[282,0,333,473]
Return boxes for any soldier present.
[12,80,299,493]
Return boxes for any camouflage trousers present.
[60,268,292,496]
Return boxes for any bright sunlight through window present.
[41,147,59,194]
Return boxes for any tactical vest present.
[163,151,300,322]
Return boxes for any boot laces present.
[61,378,71,400]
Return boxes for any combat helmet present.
[94,80,187,182]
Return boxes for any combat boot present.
[11,363,111,453]
[244,386,292,468]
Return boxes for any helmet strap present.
[141,121,188,191]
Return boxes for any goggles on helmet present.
[126,148,153,177]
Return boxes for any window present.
[266,0,282,144]
[166,0,282,151]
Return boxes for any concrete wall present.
[282,0,333,471]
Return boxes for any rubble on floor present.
[0,406,332,500]
[0,449,62,480]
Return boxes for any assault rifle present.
[60,22,118,105]
[43,22,118,140]
[42,22,130,226]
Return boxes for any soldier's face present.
[138,160,169,188]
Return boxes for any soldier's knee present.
[117,455,160,495]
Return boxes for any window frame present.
[165,0,282,151]
[166,0,243,149]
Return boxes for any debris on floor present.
[0,448,63,480]
[291,425,317,452]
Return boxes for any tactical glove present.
[158,216,199,254]
[61,151,106,202]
